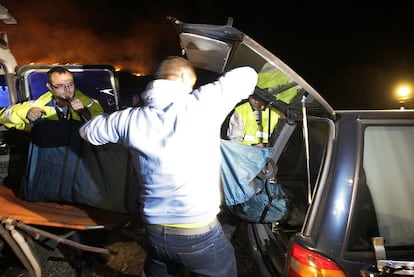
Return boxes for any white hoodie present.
[79,66,258,224]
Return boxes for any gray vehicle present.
[170,17,414,276]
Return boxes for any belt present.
[147,218,219,236]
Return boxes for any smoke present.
[0,0,181,75]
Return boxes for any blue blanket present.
[220,139,289,223]
[220,139,274,205]
[21,119,139,214]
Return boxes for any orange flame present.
[0,0,181,75]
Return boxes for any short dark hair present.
[47,66,72,83]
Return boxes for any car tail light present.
[288,243,346,277]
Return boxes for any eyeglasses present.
[50,82,75,90]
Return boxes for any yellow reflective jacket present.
[234,102,279,145]
[0,89,103,132]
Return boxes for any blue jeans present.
[141,221,237,277]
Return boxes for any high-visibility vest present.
[0,89,103,132]
[234,102,279,145]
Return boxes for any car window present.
[277,118,330,184]
[0,64,11,108]
[0,74,10,107]
[349,124,414,251]
[18,66,119,113]
[276,117,331,224]
[363,125,414,246]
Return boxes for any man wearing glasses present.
[0,66,103,132]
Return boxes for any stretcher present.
[0,184,137,277]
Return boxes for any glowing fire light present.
[0,1,181,76]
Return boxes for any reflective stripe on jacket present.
[234,102,279,145]
[0,89,103,132]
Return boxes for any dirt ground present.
[0,209,256,276]
[92,216,256,276]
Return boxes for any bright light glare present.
[395,84,412,102]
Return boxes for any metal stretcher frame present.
[0,184,136,277]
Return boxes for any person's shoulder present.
[235,99,250,107]
[35,91,54,102]
[222,66,258,84]
[74,89,87,97]
[229,66,257,75]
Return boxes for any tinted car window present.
[277,118,330,185]
[276,117,331,226]
[0,74,10,108]
[348,124,414,252]
[363,125,414,247]
[0,64,11,108]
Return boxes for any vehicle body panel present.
[171,18,414,276]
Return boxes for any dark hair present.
[47,66,72,83]
[154,56,195,80]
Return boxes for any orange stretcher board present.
[0,184,137,230]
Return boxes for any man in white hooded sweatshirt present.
[79,56,258,277]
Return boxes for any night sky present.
[1,0,414,109]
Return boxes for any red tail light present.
[288,243,346,277]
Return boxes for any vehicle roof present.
[335,108,414,118]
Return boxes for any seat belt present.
[257,116,296,180]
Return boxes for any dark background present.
[1,0,414,109]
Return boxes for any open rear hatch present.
[168,17,335,120]
[169,16,335,211]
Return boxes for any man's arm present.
[74,90,104,120]
[79,108,130,146]
[0,102,36,132]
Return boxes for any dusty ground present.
[1,210,257,277]
[92,215,256,277]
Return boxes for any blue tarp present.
[220,139,274,206]
[221,139,289,223]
